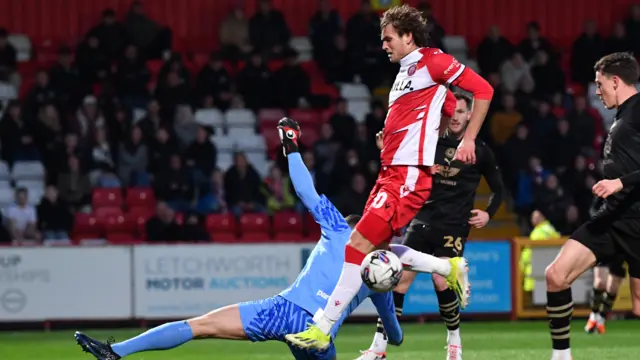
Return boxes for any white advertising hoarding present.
[133,244,306,318]
[530,246,591,305]
[0,247,132,321]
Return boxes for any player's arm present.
[439,89,456,135]
[592,172,640,199]
[370,292,403,346]
[479,145,505,219]
[427,51,493,162]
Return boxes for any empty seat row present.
[73,211,320,244]
[92,188,156,209]
[0,161,45,181]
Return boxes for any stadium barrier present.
[0,240,512,323]
[512,237,634,319]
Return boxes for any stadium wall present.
[0,0,634,52]
[0,240,512,326]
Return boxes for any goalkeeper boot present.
[75,331,121,360]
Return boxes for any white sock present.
[370,331,388,353]
[447,329,461,346]
[551,348,572,360]
[389,244,452,276]
[316,262,363,334]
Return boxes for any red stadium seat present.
[273,212,303,240]
[299,127,319,147]
[103,214,132,234]
[206,214,236,238]
[126,188,156,209]
[267,60,284,72]
[263,130,282,159]
[127,208,155,238]
[92,188,123,209]
[258,108,286,130]
[304,212,321,240]
[73,213,102,240]
[288,109,320,128]
[239,213,270,241]
[106,233,140,245]
[94,207,123,219]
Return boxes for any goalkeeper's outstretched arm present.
[288,152,321,210]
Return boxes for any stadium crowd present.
[0,0,639,244]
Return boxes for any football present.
[360,250,404,292]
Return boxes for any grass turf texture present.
[1,320,639,359]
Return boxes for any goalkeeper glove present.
[277,117,301,156]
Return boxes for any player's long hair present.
[380,4,430,48]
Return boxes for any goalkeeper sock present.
[111,321,193,357]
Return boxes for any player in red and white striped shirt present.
[285,5,494,351]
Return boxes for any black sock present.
[590,288,604,313]
[547,288,573,350]
[436,288,460,331]
[376,291,405,340]
[601,292,617,318]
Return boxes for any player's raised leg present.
[545,239,597,360]
[75,305,246,359]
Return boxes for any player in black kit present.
[356,92,504,360]
[545,52,640,360]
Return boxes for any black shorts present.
[596,257,627,278]
[572,214,640,278]
[403,220,468,258]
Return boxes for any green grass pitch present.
[1,320,639,359]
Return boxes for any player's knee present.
[186,313,223,338]
[545,263,570,291]
[347,230,376,254]
[432,273,449,292]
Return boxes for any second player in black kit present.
[361,92,505,360]
[545,52,640,360]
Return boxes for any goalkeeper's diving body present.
[73,118,468,360]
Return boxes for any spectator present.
[417,2,446,50]
[517,22,553,62]
[604,22,633,55]
[185,125,216,179]
[224,152,265,216]
[34,104,64,174]
[490,93,523,146]
[37,185,72,241]
[94,163,123,189]
[0,28,18,87]
[155,71,190,121]
[353,123,379,166]
[526,100,558,145]
[477,25,515,75]
[515,156,550,220]
[249,0,291,57]
[154,154,194,212]
[544,119,579,173]
[106,104,133,145]
[531,50,565,98]
[149,127,179,175]
[0,101,38,165]
[335,173,369,215]
[273,49,311,109]
[124,0,170,58]
[262,165,295,214]
[25,70,58,115]
[566,95,598,151]
[345,1,381,86]
[196,169,227,214]
[117,126,148,187]
[57,156,92,211]
[504,124,539,194]
[314,123,342,195]
[49,46,84,111]
[236,51,273,110]
[309,0,343,66]
[180,212,210,242]
[72,95,106,145]
[158,52,191,88]
[4,188,39,242]
[0,212,11,244]
[323,34,353,84]
[626,4,640,54]
[219,5,251,62]
[196,52,232,109]
[137,99,167,143]
[76,34,110,85]
[52,133,86,180]
[571,20,604,86]
[329,98,357,147]
[563,205,581,234]
[86,8,125,60]
[173,105,199,150]
[90,126,115,177]
[500,52,534,93]
[562,155,596,221]
[145,201,182,241]
[534,174,571,225]
[116,44,151,108]
[364,100,386,143]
